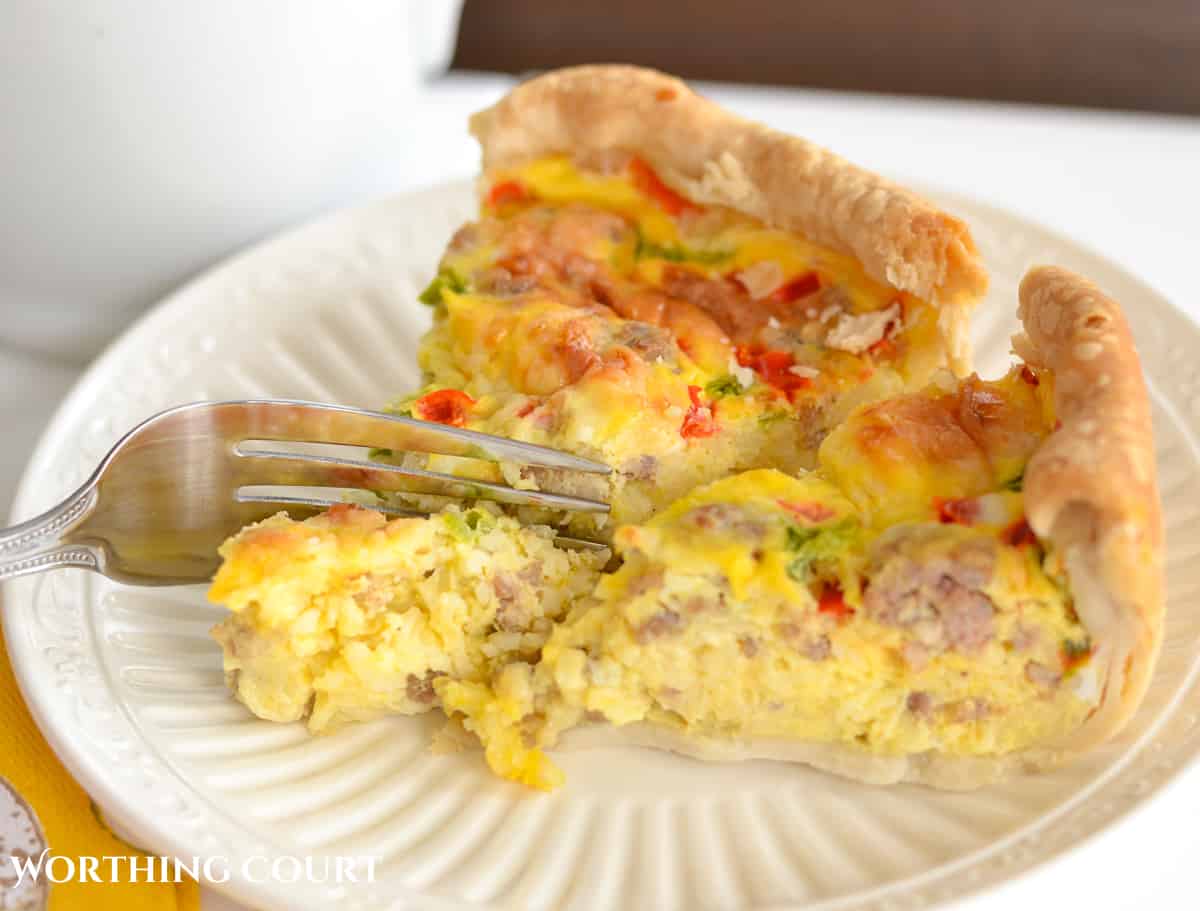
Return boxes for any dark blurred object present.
[453,0,1200,115]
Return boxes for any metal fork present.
[0,400,611,586]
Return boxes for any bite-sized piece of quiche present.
[383,65,987,538]
[209,503,607,732]
[440,267,1163,790]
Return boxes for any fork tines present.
[226,399,612,522]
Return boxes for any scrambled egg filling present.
[382,154,946,538]
[439,367,1096,789]
[210,504,606,732]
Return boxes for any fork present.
[0,400,611,586]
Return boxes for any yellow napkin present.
[0,621,201,910]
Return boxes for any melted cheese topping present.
[820,366,1054,528]
[500,156,914,326]
[389,154,947,537]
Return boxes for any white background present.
[3,74,1198,910]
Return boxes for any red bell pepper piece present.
[413,389,476,427]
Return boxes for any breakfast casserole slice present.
[440,267,1163,790]
[380,65,988,539]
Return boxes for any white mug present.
[0,0,463,362]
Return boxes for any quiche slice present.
[385,65,987,538]
[439,267,1163,790]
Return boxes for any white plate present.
[6,181,1200,911]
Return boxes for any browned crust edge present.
[1015,264,1164,753]
[469,65,988,371]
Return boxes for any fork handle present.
[0,484,100,582]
